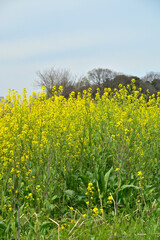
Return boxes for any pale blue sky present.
[0,0,160,96]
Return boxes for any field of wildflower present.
[0,80,160,239]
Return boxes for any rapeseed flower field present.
[0,81,160,239]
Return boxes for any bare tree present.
[35,67,75,98]
[87,68,118,88]
[142,71,160,82]
[74,76,91,94]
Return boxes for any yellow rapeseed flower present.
[138,171,142,176]
[93,207,99,214]
[107,196,113,203]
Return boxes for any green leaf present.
[65,190,75,199]
[19,203,25,216]
[51,195,58,201]
[44,199,50,206]
[120,185,139,191]
[156,208,160,213]
[104,166,113,191]
[40,221,53,230]
[0,221,6,230]
[50,204,58,210]
[44,199,57,210]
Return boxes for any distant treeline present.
[36,68,160,98]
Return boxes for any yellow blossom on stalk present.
[108,196,113,201]
[116,168,120,172]
[138,171,144,179]
[92,207,99,215]
[8,178,12,182]
[28,193,34,200]
[107,196,113,203]
[138,171,142,176]
[36,185,41,193]
[58,86,63,93]
[87,183,94,193]
[10,168,15,174]
[16,170,20,176]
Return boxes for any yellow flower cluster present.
[92,207,99,215]
[87,183,94,194]
[85,183,94,204]
[0,83,159,213]
[107,196,113,204]
[137,171,144,179]
[92,207,103,215]
[138,171,144,187]
[116,168,120,172]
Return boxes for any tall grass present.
[0,80,160,239]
